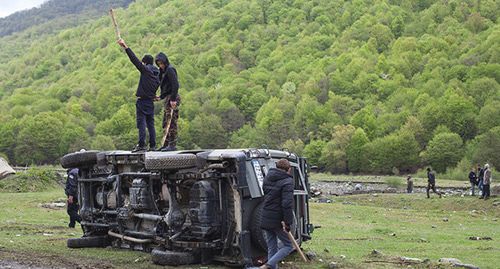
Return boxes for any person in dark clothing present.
[468,167,477,196]
[426,167,442,198]
[155,52,180,151]
[406,175,413,193]
[65,168,81,228]
[477,164,485,196]
[259,159,294,269]
[118,38,160,152]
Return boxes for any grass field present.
[0,188,498,268]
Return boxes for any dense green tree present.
[424,132,464,173]
[363,131,420,174]
[320,125,356,173]
[470,126,500,170]
[346,128,369,173]
[14,113,64,165]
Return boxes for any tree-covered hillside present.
[0,0,499,176]
[0,0,134,37]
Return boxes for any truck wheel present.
[145,153,197,170]
[61,150,99,168]
[151,248,199,265]
[67,236,110,248]
[250,202,267,251]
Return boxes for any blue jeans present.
[136,99,156,148]
[263,229,293,269]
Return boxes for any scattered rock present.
[453,263,480,269]
[342,201,353,205]
[371,249,382,256]
[400,256,423,263]
[390,233,396,237]
[306,251,317,260]
[493,201,500,207]
[318,258,324,263]
[328,262,338,269]
[354,184,362,191]
[419,238,428,243]
[443,217,449,222]
[347,215,352,219]
[310,186,322,197]
[403,206,409,210]
[316,198,332,203]
[340,255,346,259]
[493,218,498,222]
[42,233,53,236]
[323,248,329,253]
[432,225,437,228]
[439,258,462,264]
[372,193,378,197]
[39,202,66,209]
[468,236,492,241]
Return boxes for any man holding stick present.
[117,38,160,152]
[258,159,295,269]
[155,52,180,151]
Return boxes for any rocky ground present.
[309,180,472,200]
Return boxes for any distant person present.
[258,159,294,269]
[480,164,492,200]
[468,167,477,196]
[426,167,442,198]
[117,38,160,152]
[65,168,81,228]
[155,52,180,151]
[406,175,413,193]
[477,164,485,196]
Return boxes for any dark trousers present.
[426,182,441,198]
[482,184,490,198]
[67,199,81,227]
[136,99,156,148]
[162,95,181,148]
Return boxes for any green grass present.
[0,189,498,268]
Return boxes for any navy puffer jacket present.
[260,168,294,230]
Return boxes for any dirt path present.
[0,249,114,269]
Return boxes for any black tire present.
[145,153,197,170]
[151,248,199,266]
[61,150,99,168]
[67,236,110,248]
[250,202,267,251]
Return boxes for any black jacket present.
[155,52,179,102]
[65,168,79,197]
[478,168,484,181]
[260,168,294,230]
[468,171,477,184]
[125,48,160,99]
[427,171,436,184]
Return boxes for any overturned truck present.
[61,149,313,267]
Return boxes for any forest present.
[0,0,498,177]
[0,0,134,37]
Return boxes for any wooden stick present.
[282,222,308,262]
[161,109,175,148]
[109,8,121,40]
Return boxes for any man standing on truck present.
[259,159,294,269]
[65,168,81,228]
[155,52,180,151]
[117,38,160,152]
